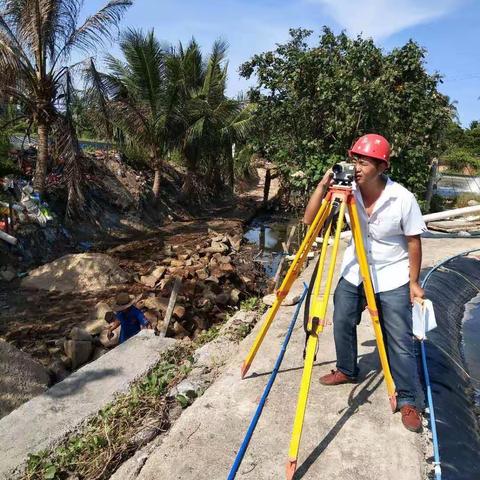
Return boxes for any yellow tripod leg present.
[348,200,397,411]
[309,205,334,321]
[241,195,332,378]
[286,199,347,479]
[286,333,318,480]
[308,198,346,329]
[317,198,346,325]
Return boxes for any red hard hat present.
[349,134,390,166]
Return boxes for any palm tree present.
[0,0,132,196]
[87,28,171,200]
[86,34,254,202]
[171,39,253,196]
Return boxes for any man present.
[303,133,426,433]
[106,293,151,344]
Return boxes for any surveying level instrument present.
[240,164,397,480]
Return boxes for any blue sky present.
[84,0,480,127]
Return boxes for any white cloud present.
[309,0,462,39]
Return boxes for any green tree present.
[440,120,480,173]
[241,28,454,199]
[87,28,172,200]
[170,39,253,197]
[87,34,253,202]
[0,0,132,195]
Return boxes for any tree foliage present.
[170,39,253,196]
[240,28,454,199]
[441,120,480,173]
[85,28,172,199]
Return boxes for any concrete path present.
[134,236,479,480]
[0,332,176,479]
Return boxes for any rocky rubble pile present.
[42,230,267,382]
[132,230,261,336]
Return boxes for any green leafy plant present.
[240,296,266,313]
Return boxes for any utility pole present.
[425,158,438,212]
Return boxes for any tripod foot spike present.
[286,459,297,480]
[240,361,250,379]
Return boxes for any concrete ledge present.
[0,331,177,479]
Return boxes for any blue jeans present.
[333,277,420,408]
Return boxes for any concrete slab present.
[134,237,478,480]
[0,331,176,479]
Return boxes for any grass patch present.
[195,325,222,346]
[233,322,254,341]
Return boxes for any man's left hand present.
[410,281,425,304]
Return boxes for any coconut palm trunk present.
[34,121,49,194]
[153,160,162,199]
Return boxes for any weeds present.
[453,192,480,208]
[24,345,192,480]
[240,296,266,314]
[23,306,263,480]
[234,322,254,340]
[195,325,221,346]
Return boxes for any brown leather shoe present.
[400,405,422,432]
[319,369,357,386]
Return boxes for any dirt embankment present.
[0,160,279,398]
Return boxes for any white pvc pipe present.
[338,205,480,240]
[422,205,480,223]
[0,229,17,245]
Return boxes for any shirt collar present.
[353,176,398,215]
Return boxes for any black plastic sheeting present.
[422,255,480,480]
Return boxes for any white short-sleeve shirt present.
[340,177,427,293]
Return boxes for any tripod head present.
[332,161,354,186]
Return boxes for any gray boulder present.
[0,340,50,418]
[63,339,93,369]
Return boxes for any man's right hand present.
[304,168,334,225]
[319,168,334,189]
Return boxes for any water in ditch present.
[243,213,305,278]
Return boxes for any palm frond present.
[57,0,131,61]
[119,28,166,114]
[82,57,114,138]
[51,68,85,219]
[0,11,35,73]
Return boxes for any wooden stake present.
[273,225,296,291]
[159,277,182,337]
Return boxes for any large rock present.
[84,318,108,336]
[21,253,130,292]
[0,340,50,419]
[48,359,69,383]
[69,327,92,342]
[99,327,120,348]
[63,339,93,369]
[140,266,166,288]
[262,293,301,306]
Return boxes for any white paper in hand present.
[412,298,437,340]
